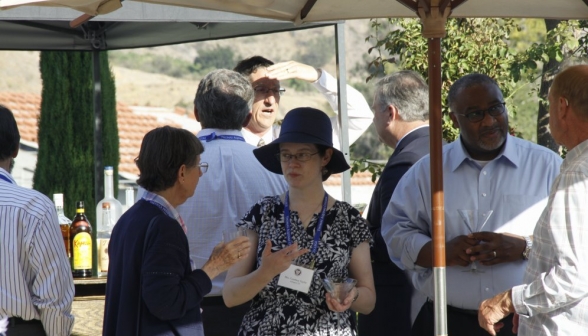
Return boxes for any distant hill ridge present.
[0,20,372,113]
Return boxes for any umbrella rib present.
[417,0,430,12]
[300,0,318,20]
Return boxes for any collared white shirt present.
[0,167,75,335]
[176,129,287,295]
[512,139,588,335]
[242,69,373,149]
[383,135,562,309]
[395,124,430,149]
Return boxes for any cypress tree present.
[34,50,119,243]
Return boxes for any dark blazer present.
[367,126,432,267]
[103,199,212,336]
[358,126,432,336]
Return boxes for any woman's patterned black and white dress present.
[237,195,372,336]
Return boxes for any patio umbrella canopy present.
[3,1,587,335]
[2,0,588,20]
[0,1,331,50]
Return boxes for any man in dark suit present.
[358,70,431,335]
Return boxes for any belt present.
[426,298,478,316]
[8,317,42,326]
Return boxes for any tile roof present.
[324,171,376,186]
[0,92,375,187]
[0,92,200,176]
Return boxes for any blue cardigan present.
[103,199,212,335]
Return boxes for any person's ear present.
[449,112,460,129]
[194,107,200,122]
[322,148,333,166]
[242,112,252,128]
[178,164,187,183]
[12,146,19,159]
[387,105,396,123]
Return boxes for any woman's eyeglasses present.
[275,152,318,162]
[198,162,209,174]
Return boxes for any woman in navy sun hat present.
[223,107,375,335]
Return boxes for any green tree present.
[194,45,238,71]
[367,18,523,143]
[510,20,587,153]
[34,51,119,242]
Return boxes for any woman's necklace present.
[296,198,326,228]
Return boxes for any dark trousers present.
[412,300,515,336]
[357,261,413,336]
[200,296,250,336]
[6,318,46,336]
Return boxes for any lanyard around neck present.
[284,191,329,256]
[198,132,245,142]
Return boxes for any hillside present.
[0,19,374,115]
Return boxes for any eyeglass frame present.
[253,85,286,97]
[275,152,319,163]
[454,102,507,123]
[198,162,209,174]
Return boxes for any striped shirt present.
[512,139,588,335]
[0,168,75,335]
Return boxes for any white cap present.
[53,193,64,207]
[105,166,114,176]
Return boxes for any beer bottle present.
[53,193,72,259]
[70,201,93,278]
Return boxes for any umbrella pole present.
[428,36,447,336]
[416,0,453,334]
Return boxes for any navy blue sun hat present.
[253,107,350,175]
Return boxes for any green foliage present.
[100,52,120,198]
[296,35,335,69]
[194,45,238,72]
[109,51,202,79]
[35,51,119,266]
[366,18,522,143]
[350,157,385,182]
[511,20,582,82]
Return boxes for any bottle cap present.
[76,201,84,209]
[105,166,113,176]
[53,193,64,207]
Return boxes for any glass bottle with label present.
[97,202,113,277]
[96,166,123,237]
[53,193,72,259]
[70,201,92,278]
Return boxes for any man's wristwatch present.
[522,236,533,260]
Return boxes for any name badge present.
[277,264,315,293]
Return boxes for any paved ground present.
[71,297,104,336]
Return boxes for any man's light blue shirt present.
[177,128,287,296]
[383,135,562,309]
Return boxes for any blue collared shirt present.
[176,128,287,295]
[383,135,562,309]
[141,190,187,234]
